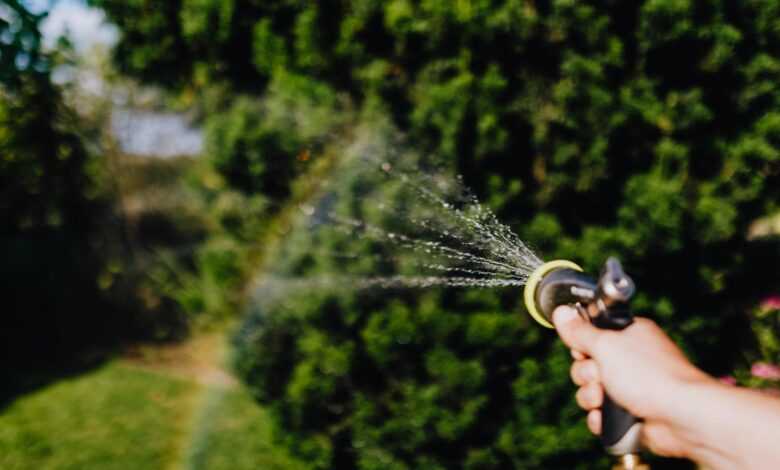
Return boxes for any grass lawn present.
[0,360,305,470]
[185,386,306,470]
[0,363,197,470]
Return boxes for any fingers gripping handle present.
[593,314,643,457]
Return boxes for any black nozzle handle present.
[601,394,642,455]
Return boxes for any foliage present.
[0,64,113,365]
[95,0,780,469]
[232,127,617,470]
[731,299,780,391]
[0,0,187,368]
[204,71,343,199]
[185,385,308,470]
[752,299,780,367]
[163,70,349,326]
[0,0,196,368]
[94,155,204,340]
[0,0,47,88]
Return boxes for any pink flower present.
[718,375,737,386]
[751,362,780,380]
[761,295,780,311]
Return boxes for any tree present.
[1,1,113,370]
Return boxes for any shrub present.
[0,72,112,365]
[96,1,780,468]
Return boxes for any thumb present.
[553,306,604,357]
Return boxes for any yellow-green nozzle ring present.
[523,259,584,329]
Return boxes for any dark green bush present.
[205,72,343,199]
[0,0,112,367]
[0,71,112,366]
[95,1,780,468]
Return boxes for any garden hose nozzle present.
[524,257,647,469]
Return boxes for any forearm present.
[674,380,780,469]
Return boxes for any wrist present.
[667,378,780,470]
[669,379,740,468]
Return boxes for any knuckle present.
[556,319,575,338]
[571,360,597,386]
[588,384,602,406]
[633,317,659,332]
[575,383,603,409]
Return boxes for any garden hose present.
[524,257,648,470]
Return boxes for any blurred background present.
[2,1,780,469]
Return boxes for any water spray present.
[289,151,651,467]
[524,257,648,470]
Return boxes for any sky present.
[111,109,205,158]
[26,0,117,52]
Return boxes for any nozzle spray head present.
[523,257,635,329]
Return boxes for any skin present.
[553,306,780,470]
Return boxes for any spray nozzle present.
[523,257,636,329]
[522,257,644,466]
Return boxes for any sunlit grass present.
[185,386,306,470]
[0,363,198,469]
[0,361,305,470]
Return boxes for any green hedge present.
[94,1,780,468]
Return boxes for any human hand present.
[552,306,713,459]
